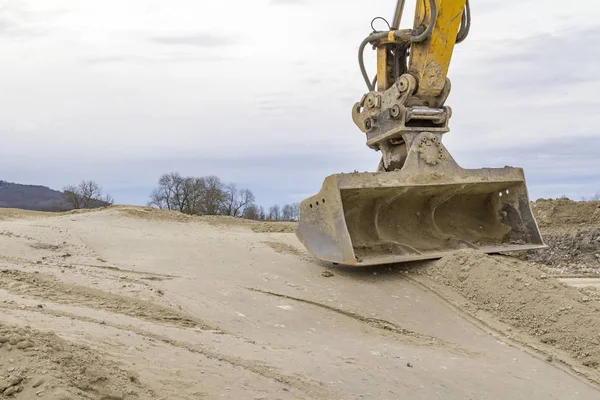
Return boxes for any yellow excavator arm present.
[351,0,474,172]
[377,0,469,97]
[296,0,545,266]
[409,0,468,96]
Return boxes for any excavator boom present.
[296,0,545,266]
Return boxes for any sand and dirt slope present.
[0,204,600,399]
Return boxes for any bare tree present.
[147,172,182,210]
[63,180,113,209]
[219,184,256,217]
[238,189,256,217]
[63,185,82,209]
[268,204,281,221]
[79,180,102,208]
[181,177,206,215]
[229,188,255,217]
[148,173,228,216]
[148,187,169,210]
[278,202,301,221]
[290,202,300,221]
[243,204,259,220]
[221,183,238,216]
[147,172,207,214]
[282,204,293,220]
[200,175,226,215]
[104,193,115,205]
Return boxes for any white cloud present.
[1,0,599,205]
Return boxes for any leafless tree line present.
[147,172,300,220]
[266,203,300,221]
[63,180,113,209]
[147,172,256,217]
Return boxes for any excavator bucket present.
[296,133,545,266]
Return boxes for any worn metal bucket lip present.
[321,243,548,267]
[296,167,546,267]
[338,178,527,189]
[333,168,530,189]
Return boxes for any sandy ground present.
[0,204,599,399]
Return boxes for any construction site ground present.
[0,198,599,399]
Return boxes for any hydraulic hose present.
[410,0,437,43]
[358,31,389,91]
[358,0,440,90]
[456,0,471,43]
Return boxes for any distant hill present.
[0,180,110,211]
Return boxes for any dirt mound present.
[0,323,153,399]
[198,217,296,232]
[114,206,195,223]
[521,199,600,275]
[261,241,305,257]
[532,198,600,230]
[525,227,600,275]
[0,209,52,221]
[418,249,600,371]
[252,222,296,233]
[115,206,297,232]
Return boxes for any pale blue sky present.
[1,0,599,207]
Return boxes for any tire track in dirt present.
[0,230,36,241]
[78,263,177,278]
[244,287,475,355]
[0,268,212,330]
[0,302,330,400]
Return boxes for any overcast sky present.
[1,0,599,207]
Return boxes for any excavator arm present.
[295,0,545,266]
[378,0,469,96]
[354,0,470,172]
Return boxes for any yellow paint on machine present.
[409,0,467,97]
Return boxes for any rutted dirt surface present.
[0,269,209,329]
[1,204,600,399]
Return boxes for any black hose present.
[358,31,389,91]
[358,0,441,90]
[410,0,437,43]
[371,17,391,32]
[456,0,471,43]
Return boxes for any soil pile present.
[418,249,600,370]
[0,323,153,399]
[525,199,600,275]
[525,227,600,275]
[116,206,195,223]
[532,198,600,228]
[116,206,298,233]
[251,222,296,233]
[0,209,50,221]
